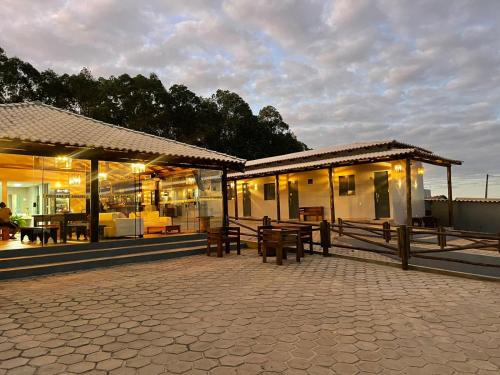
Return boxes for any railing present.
[228,216,500,273]
[333,218,500,271]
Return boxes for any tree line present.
[0,47,307,160]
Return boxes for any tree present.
[0,47,308,159]
[0,47,39,103]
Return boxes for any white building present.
[227,140,460,225]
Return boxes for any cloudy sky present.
[1,0,499,197]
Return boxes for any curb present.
[318,251,500,283]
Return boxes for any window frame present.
[263,182,276,201]
[339,174,356,196]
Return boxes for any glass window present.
[227,183,235,200]
[339,175,355,196]
[264,183,276,200]
[0,153,91,250]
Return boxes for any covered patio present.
[228,141,461,227]
[0,102,244,251]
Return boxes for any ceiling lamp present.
[55,156,72,169]
[131,163,146,173]
[69,175,81,185]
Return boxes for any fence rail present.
[227,216,500,273]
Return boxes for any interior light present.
[69,175,81,185]
[131,163,146,173]
[417,167,425,175]
[98,172,108,180]
[55,156,72,169]
[394,164,403,173]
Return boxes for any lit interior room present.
[0,153,224,250]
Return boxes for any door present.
[242,183,251,217]
[288,180,299,219]
[374,171,390,219]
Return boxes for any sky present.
[1,0,499,197]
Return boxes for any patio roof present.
[245,139,435,167]
[0,102,245,170]
[229,147,461,179]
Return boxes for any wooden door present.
[288,180,299,219]
[242,183,251,217]
[374,171,390,219]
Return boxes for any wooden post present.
[437,226,446,250]
[497,233,500,254]
[398,225,409,270]
[447,165,453,227]
[328,166,335,223]
[233,180,239,220]
[405,158,412,226]
[320,219,331,256]
[338,218,343,237]
[1,178,8,204]
[222,167,229,227]
[90,158,100,243]
[383,221,391,243]
[275,174,281,221]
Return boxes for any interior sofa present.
[129,211,173,233]
[99,212,144,238]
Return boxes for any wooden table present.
[33,213,87,243]
[261,228,303,265]
[146,225,181,234]
[258,224,313,255]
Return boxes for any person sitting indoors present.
[0,202,19,239]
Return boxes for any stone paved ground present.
[1,251,499,375]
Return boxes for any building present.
[0,102,245,250]
[228,140,461,225]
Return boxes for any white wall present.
[229,160,426,223]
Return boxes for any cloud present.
[1,0,499,196]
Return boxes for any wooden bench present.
[299,207,324,221]
[20,226,59,244]
[146,224,181,234]
[207,226,241,257]
[412,216,438,228]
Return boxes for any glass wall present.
[0,153,90,250]
[97,162,223,238]
[0,152,224,250]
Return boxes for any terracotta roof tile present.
[0,102,245,166]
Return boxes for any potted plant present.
[10,214,28,228]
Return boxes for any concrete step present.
[0,233,206,259]
[0,245,207,280]
[0,238,207,269]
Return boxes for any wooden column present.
[405,158,412,226]
[275,174,281,221]
[328,166,335,223]
[1,178,8,204]
[447,165,453,227]
[221,167,229,227]
[233,180,239,220]
[90,158,100,243]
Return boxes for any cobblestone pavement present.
[1,251,499,375]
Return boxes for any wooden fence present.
[228,216,500,272]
